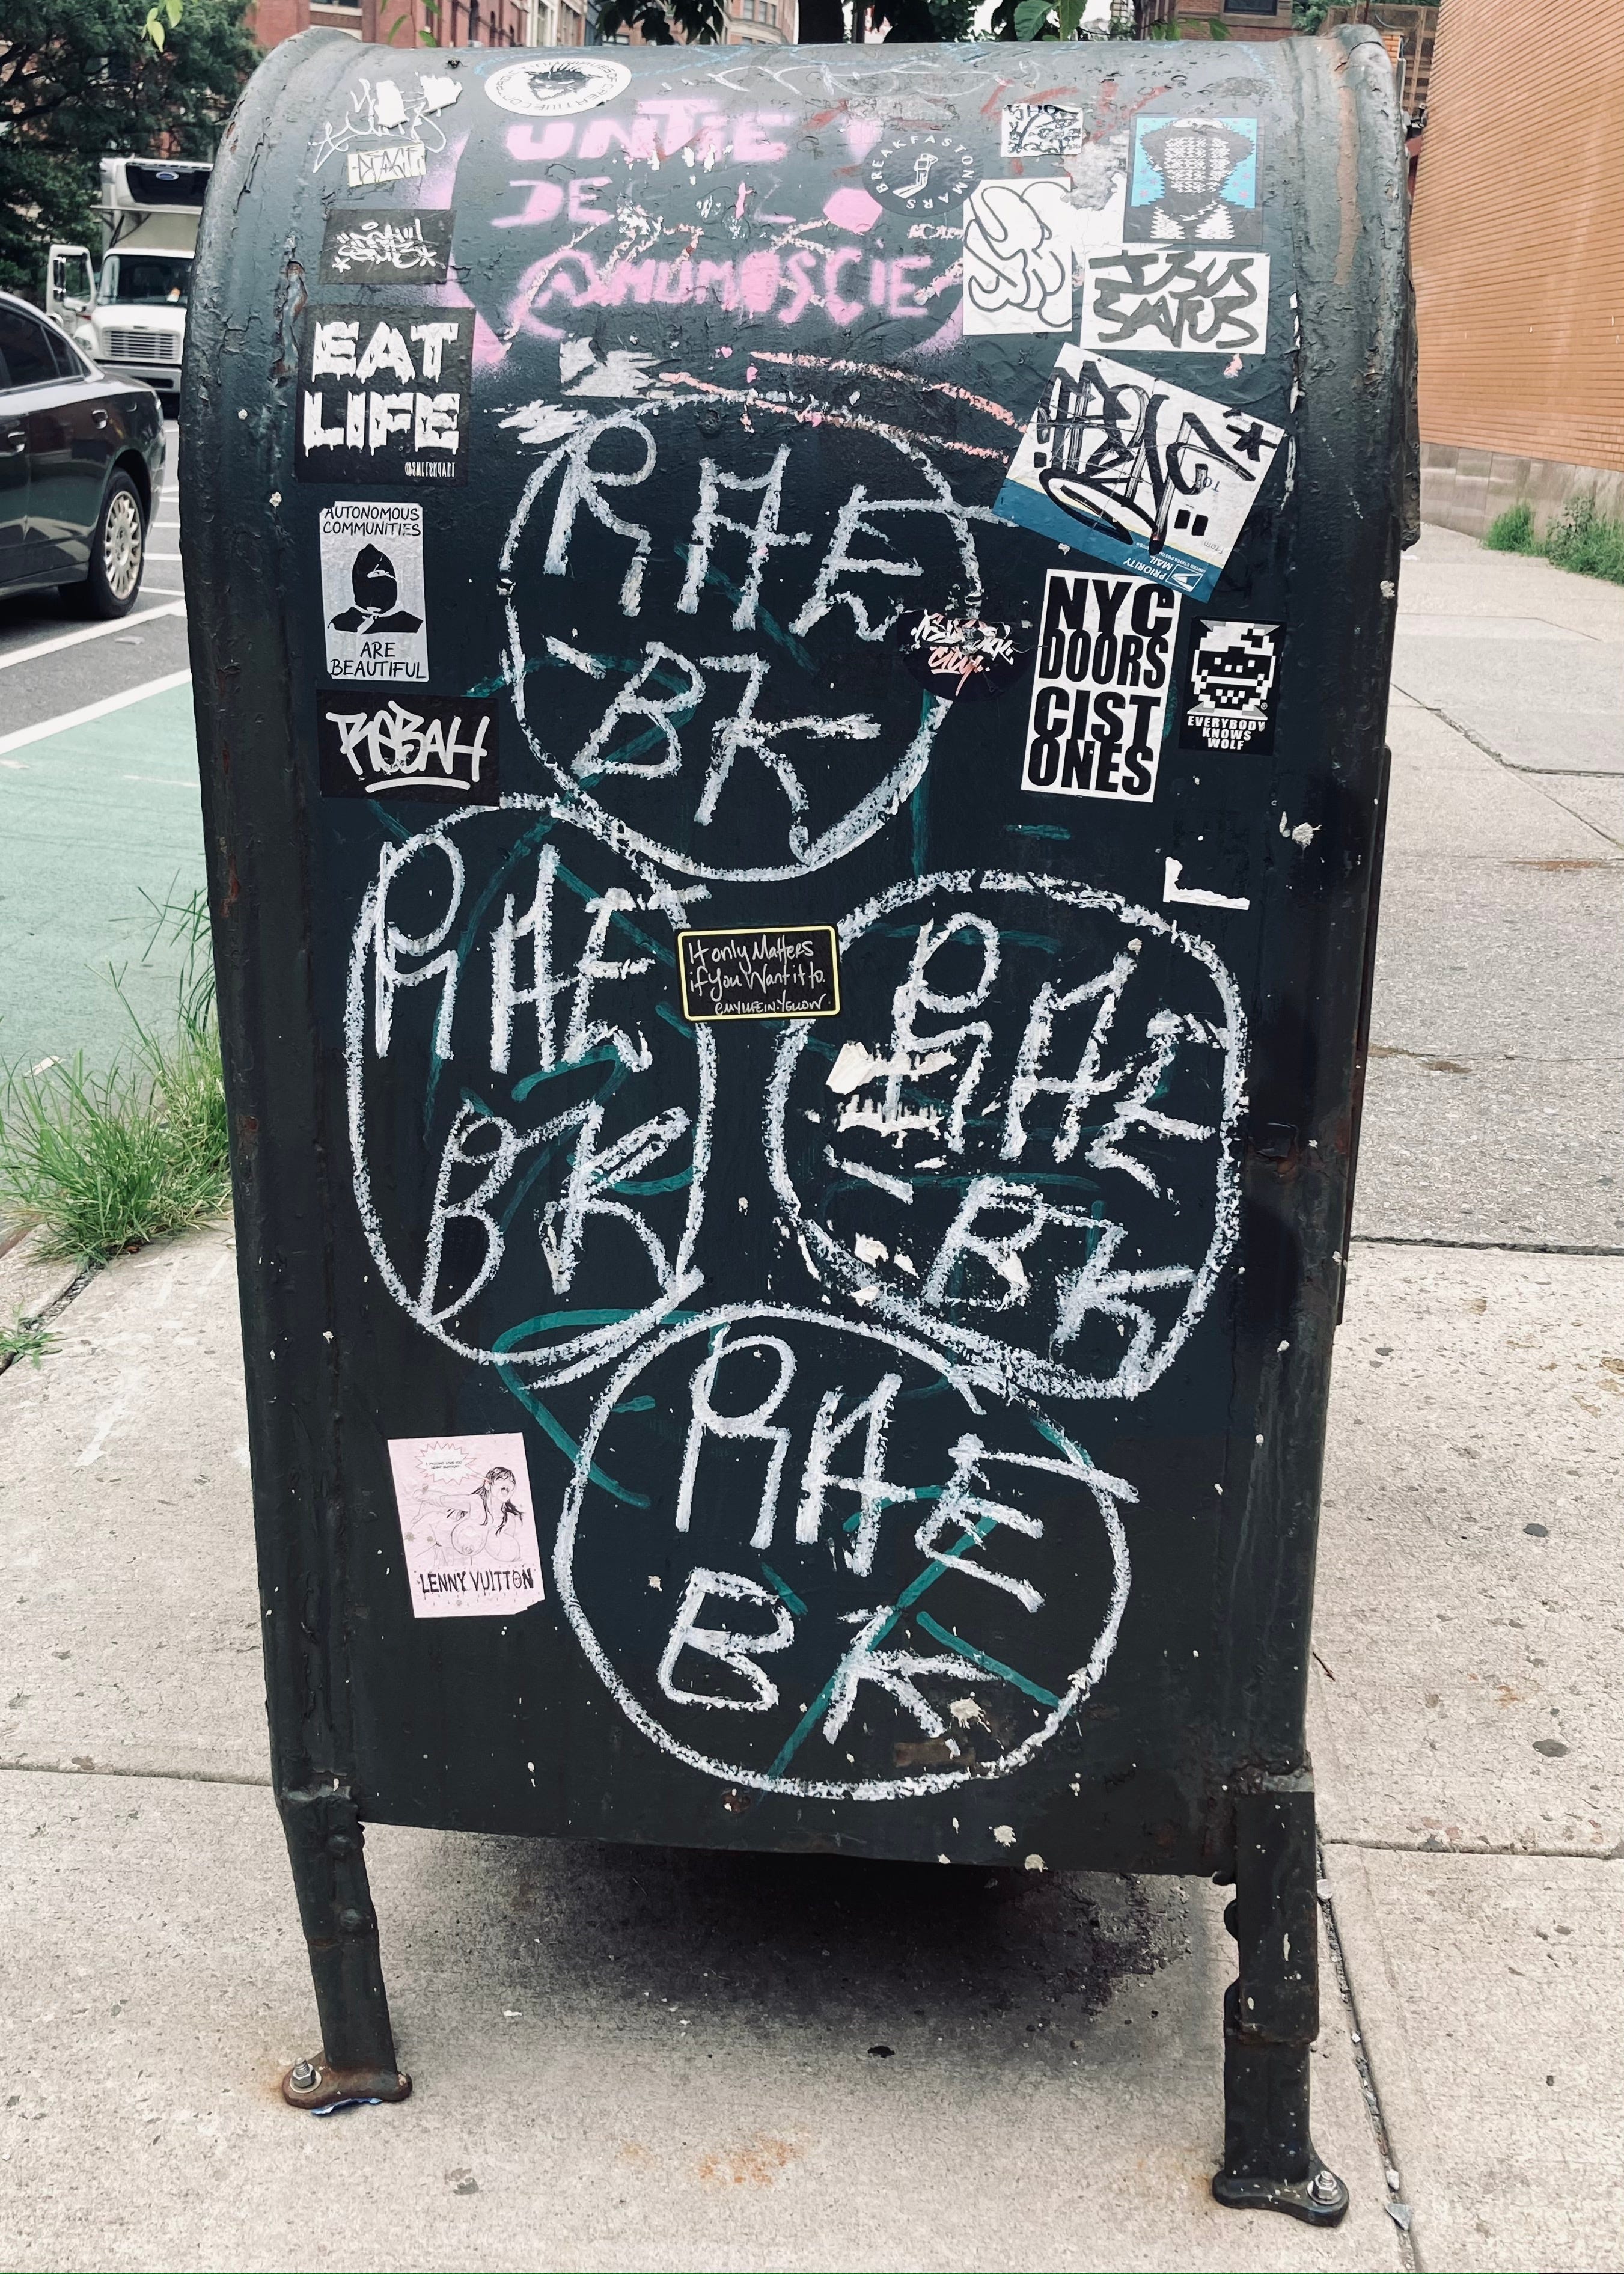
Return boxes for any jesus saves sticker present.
[1021,569,1180,801]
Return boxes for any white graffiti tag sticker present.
[766,873,1247,1403]
[344,811,714,1384]
[555,1309,1132,1799]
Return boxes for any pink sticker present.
[387,1431,543,1619]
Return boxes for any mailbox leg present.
[276,1782,412,2113]
[1212,1782,1348,2225]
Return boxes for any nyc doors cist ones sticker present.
[1022,568,1179,802]
[319,501,428,683]
[297,307,472,484]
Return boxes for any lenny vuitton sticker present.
[1179,619,1281,754]
[319,501,428,684]
[319,207,455,286]
[1022,568,1179,801]
[995,347,1285,601]
[297,307,471,484]
[1123,115,1260,246]
[388,1432,542,1620]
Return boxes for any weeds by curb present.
[1484,495,1624,584]
[0,893,230,1264]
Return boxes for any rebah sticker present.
[678,927,841,1022]
[1021,569,1179,802]
[1180,619,1281,754]
[388,1432,542,1620]
[318,692,498,801]
[995,347,1285,601]
[319,207,454,286]
[319,501,429,684]
[297,307,471,484]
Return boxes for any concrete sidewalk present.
[2,530,1621,2272]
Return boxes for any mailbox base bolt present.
[1213,2158,1348,2227]
[281,2054,413,2114]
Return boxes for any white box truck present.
[46,156,212,407]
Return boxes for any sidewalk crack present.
[1318,1834,1418,2269]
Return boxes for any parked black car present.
[0,290,165,619]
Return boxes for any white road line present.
[0,601,186,673]
[145,551,183,562]
[0,670,192,755]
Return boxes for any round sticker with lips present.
[864,132,979,216]
[483,57,632,118]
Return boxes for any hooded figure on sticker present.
[329,543,422,634]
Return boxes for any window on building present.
[1223,0,1279,11]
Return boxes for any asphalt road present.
[0,421,206,1075]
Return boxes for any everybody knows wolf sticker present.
[1022,568,1180,801]
[388,1432,542,1619]
[319,501,429,683]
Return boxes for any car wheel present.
[62,473,146,619]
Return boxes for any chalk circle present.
[555,1306,1132,1800]
[766,872,1247,1403]
[344,802,714,1386]
[499,389,1022,884]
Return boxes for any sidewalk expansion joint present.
[0,1255,105,1380]
[1391,683,1624,784]
[1351,1233,1624,1258]
[1317,1835,1418,2269]
[1325,1832,1623,1863]
[1,1757,269,1790]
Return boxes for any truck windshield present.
[100,255,191,307]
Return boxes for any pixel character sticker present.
[1180,619,1282,754]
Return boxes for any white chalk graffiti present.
[766,873,1247,1403]
[554,1308,1133,1799]
[498,387,1011,883]
[344,810,716,1384]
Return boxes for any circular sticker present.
[864,132,979,216]
[555,1307,1132,1800]
[894,611,1029,703]
[483,57,632,118]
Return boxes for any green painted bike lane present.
[0,680,206,1077]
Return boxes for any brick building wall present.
[1408,0,1624,534]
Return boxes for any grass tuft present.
[0,893,231,1264]
[0,1314,58,1368]
[1482,494,1624,584]
[1483,501,1536,554]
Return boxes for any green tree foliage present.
[0,0,257,302]
[593,0,727,42]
